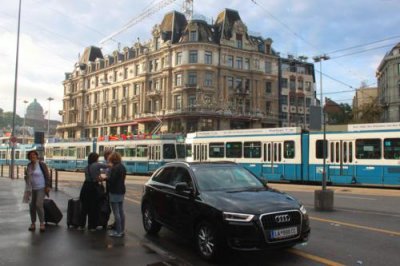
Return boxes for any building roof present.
[79,46,103,64]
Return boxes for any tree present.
[0,112,23,129]
[352,101,382,123]
[327,103,353,124]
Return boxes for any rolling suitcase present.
[44,198,63,225]
[67,198,82,228]
[97,196,111,229]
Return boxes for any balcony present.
[147,90,161,97]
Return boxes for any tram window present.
[99,146,104,156]
[283,141,295,159]
[68,147,76,157]
[209,142,225,158]
[54,148,61,156]
[316,140,328,159]
[185,144,192,157]
[177,144,186,158]
[384,138,400,159]
[278,143,282,162]
[226,142,242,158]
[343,143,347,163]
[137,145,148,157]
[244,142,261,158]
[15,151,20,159]
[356,139,381,159]
[267,143,271,161]
[125,147,136,157]
[163,144,176,159]
[330,143,334,162]
[336,143,340,163]
[349,143,353,162]
[84,146,90,157]
[115,147,125,157]
[62,149,68,157]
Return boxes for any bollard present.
[55,170,58,191]
[1,164,3,177]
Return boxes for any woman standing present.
[79,152,107,231]
[24,150,51,232]
[103,152,126,237]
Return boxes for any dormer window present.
[236,34,243,49]
[189,30,197,42]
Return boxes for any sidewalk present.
[0,176,177,266]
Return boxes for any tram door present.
[148,145,161,172]
[328,140,354,183]
[193,144,208,162]
[261,142,283,181]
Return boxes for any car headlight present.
[223,212,254,222]
[300,205,307,215]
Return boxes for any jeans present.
[110,201,125,234]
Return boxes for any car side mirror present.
[175,182,193,195]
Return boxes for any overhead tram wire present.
[330,42,399,60]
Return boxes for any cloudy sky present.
[1,0,399,120]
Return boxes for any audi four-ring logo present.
[275,214,290,223]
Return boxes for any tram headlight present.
[300,205,307,215]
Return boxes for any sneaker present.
[108,231,123,238]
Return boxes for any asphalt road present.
[52,171,400,266]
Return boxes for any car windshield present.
[193,165,265,191]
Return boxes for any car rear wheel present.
[142,203,161,235]
[195,221,222,261]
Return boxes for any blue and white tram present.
[45,141,93,171]
[0,143,37,166]
[96,136,186,174]
[185,127,303,182]
[308,123,400,186]
[45,135,186,174]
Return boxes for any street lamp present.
[9,0,22,179]
[313,54,334,211]
[47,97,54,138]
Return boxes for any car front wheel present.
[195,221,222,261]
[142,203,161,235]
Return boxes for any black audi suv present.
[141,162,310,261]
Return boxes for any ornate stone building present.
[279,56,316,129]
[57,9,282,139]
[377,43,400,122]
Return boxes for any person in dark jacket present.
[79,152,107,231]
[24,150,51,232]
[101,152,126,237]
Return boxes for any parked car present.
[141,161,310,261]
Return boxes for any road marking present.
[288,249,345,266]
[335,195,376,200]
[310,216,400,237]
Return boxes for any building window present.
[236,34,243,49]
[112,88,117,99]
[94,92,98,103]
[95,76,99,87]
[135,65,140,76]
[175,73,182,86]
[265,61,272,74]
[244,58,250,70]
[306,98,311,107]
[175,95,182,110]
[189,50,198,63]
[305,81,312,91]
[227,55,233,67]
[298,78,304,90]
[133,103,138,114]
[122,105,127,117]
[235,78,243,90]
[266,101,271,114]
[111,106,117,117]
[176,52,182,65]
[204,72,213,87]
[281,96,288,105]
[123,85,128,98]
[134,83,140,95]
[93,110,98,122]
[155,37,160,50]
[189,31,197,42]
[124,68,128,79]
[236,57,243,69]
[102,108,107,120]
[188,95,196,110]
[113,71,117,82]
[205,51,212,64]
[188,72,197,85]
[290,77,296,91]
[265,82,272,94]
[227,76,234,89]
[254,59,260,69]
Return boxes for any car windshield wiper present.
[226,187,265,193]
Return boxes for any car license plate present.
[270,227,298,239]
